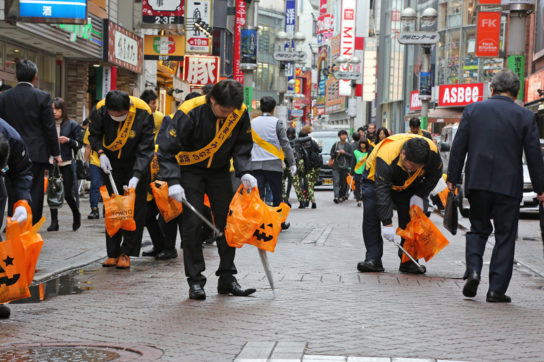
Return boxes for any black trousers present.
[49,164,80,220]
[103,168,149,258]
[254,169,283,207]
[466,190,520,294]
[361,180,412,262]
[179,167,236,286]
[146,199,180,251]
[31,162,49,224]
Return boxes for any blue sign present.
[241,28,258,65]
[20,0,87,20]
[284,0,296,83]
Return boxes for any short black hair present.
[338,129,348,136]
[409,117,421,128]
[206,80,244,109]
[286,127,296,139]
[357,127,365,133]
[185,92,202,101]
[402,138,430,165]
[82,118,90,127]
[140,89,158,104]
[359,137,370,151]
[202,83,214,95]
[377,127,390,138]
[16,60,38,82]
[352,132,360,142]
[105,90,130,111]
[0,133,10,170]
[260,96,276,113]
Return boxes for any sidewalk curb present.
[32,254,105,285]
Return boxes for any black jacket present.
[157,96,253,184]
[330,141,353,169]
[0,118,33,202]
[364,134,443,225]
[88,96,155,179]
[295,136,322,169]
[0,83,60,163]
[447,95,544,199]
[57,119,83,161]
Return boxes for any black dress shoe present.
[142,248,160,257]
[155,249,178,260]
[357,259,385,273]
[462,271,480,297]
[72,212,81,231]
[217,278,256,296]
[0,304,10,319]
[311,202,317,209]
[47,222,59,232]
[399,262,426,274]
[189,284,206,300]
[281,222,290,230]
[486,291,511,303]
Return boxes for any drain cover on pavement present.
[0,343,162,361]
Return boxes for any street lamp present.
[398,7,439,131]
[274,31,307,105]
[331,56,362,133]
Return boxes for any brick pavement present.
[1,191,544,361]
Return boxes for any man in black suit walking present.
[0,60,61,224]
[447,69,544,303]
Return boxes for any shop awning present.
[428,108,464,123]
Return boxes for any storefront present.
[524,69,544,137]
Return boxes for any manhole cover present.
[0,343,162,361]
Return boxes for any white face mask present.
[109,114,127,122]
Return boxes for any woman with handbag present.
[47,97,83,231]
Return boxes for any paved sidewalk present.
[1,191,543,361]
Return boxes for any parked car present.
[309,131,338,187]
[439,124,544,216]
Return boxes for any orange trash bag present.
[150,181,183,223]
[396,205,449,264]
[100,185,136,237]
[0,201,45,304]
[225,185,290,253]
[346,174,356,191]
[43,177,48,194]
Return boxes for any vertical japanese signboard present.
[142,0,184,27]
[183,55,220,86]
[104,20,143,74]
[241,28,257,66]
[339,0,357,96]
[476,11,501,57]
[185,0,212,54]
[285,0,296,82]
[316,45,328,114]
[233,0,246,83]
[507,55,525,100]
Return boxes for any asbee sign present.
[438,83,484,107]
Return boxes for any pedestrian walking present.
[46,97,83,232]
[0,119,33,320]
[157,80,256,300]
[89,90,154,269]
[0,60,61,224]
[376,127,390,144]
[447,69,544,303]
[408,117,432,140]
[282,127,297,206]
[330,130,353,203]
[365,123,377,144]
[250,96,296,229]
[357,135,443,274]
[352,138,370,207]
[293,126,322,209]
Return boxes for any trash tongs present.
[389,236,426,273]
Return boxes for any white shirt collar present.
[18,82,34,87]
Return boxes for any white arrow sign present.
[273,51,307,62]
[334,71,361,81]
[397,32,439,44]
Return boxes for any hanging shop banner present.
[142,0,184,27]
[438,83,484,107]
[525,68,544,103]
[476,11,501,57]
[285,0,296,81]
[339,0,357,96]
[479,0,501,3]
[234,0,246,83]
[241,28,258,66]
[183,55,220,86]
[410,90,422,111]
[18,0,87,24]
[317,14,334,44]
[243,86,253,113]
[103,20,143,74]
[507,55,525,100]
[144,35,185,61]
[185,0,213,54]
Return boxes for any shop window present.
[464,0,476,25]
[447,0,462,28]
[438,29,461,84]
[5,46,24,73]
[461,27,477,83]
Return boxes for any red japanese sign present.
[183,56,220,86]
[476,11,501,57]
[478,0,501,4]
[233,0,246,83]
[438,83,484,107]
[142,0,184,27]
[409,90,422,111]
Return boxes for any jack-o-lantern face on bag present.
[253,223,275,242]
[0,255,20,287]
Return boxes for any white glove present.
[382,225,396,242]
[99,154,112,174]
[410,195,425,210]
[168,184,185,202]
[241,173,258,190]
[128,176,139,190]
[12,206,28,224]
[289,165,297,176]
